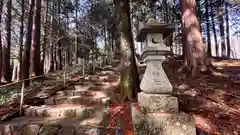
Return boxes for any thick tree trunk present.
[180,0,205,77]
[31,0,42,76]
[2,0,12,83]
[210,3,218,57]
[43,0,49,73]
[66,11,72,66]
[196,0,202,33]
[225,2,231,59]
[48,0,55,72]
[163,0,168,23]
[22,0,35,86]
[56,1,62,70]
[205,0,211,57]
[218,4,226,59]
[75,0,78,64]
[0,0,4,84]
[18,0,24,80]
[113,0,140,101]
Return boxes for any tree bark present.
[56,0,62,70]
[66,10,72,66]
[75,0,78,64]
[210,2,218,57]
[217,2,226,59]
[113,0,140,101]
[22,0,35,86]
[18,0,24,80]
[31,0,42,76]
[43,0,49,73]
[2,0,12,83]
[180,0,205,77]
[0,0,4,83]
[48,0,55,72]
[205,0,211,57]
[225,2,231,59]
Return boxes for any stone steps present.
[0,104,109,135]
[44,95,111,106]
[54,88,112,97]
[44,86,113,106]
[23,105,108,118]
[0,116,107,135]
[0,71,120,135]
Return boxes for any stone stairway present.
[0,71,119,135]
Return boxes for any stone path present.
[0,71,120,135]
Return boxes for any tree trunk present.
[113,0,140,101]
[0,0,4,84]
[56,0,62,70]
[163,0,168,23]
[210,2,218,57]
[205,0,211,57]
[11,61,17,82]
[31,0,42,76]
[180,0,205,77]
[225,2,231,59]
[218,3,226,59]
[1,0,12,83]
[43,0,49,73]
[66,11,72,66]
[75,0,78,64]
[196,0,202,33]
[48,0,55,72]
[18,0,24,80]
[22,0,35,86]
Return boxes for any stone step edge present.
[23,105,109,118]
[55,89,114,96]
[0,121,106,135]
[44,96,111,105]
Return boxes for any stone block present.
[140,58,173,94]
[75,128,102,135]
[131,104,196,135]
[35,107,47,116]
[22,124,41,135]
[75,108,88,119]
[56,90,74,97]
[100,97,111,105]
[66,96,82,105]
[74,85,90,91]
[44,108,61,117]
[0,124,14,135]
[60,108,76,117]
[39,125,59,135]
[138,92,178,113]
[24,106,37,116]
[0,120,29,135]
[44,98,55,105]
[55,97,67,105]
[58,127,75,135]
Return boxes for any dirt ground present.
[164,58,240,135]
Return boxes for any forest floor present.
[0,58,240,135]
[164,58,240,135]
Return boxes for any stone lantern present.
[131,17,196,135]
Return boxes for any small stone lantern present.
[131,17,196,135]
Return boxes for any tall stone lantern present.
[131,17,196,134]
